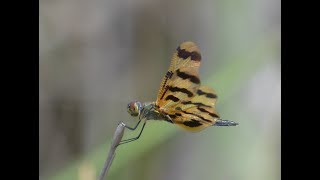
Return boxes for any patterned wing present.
[164,86,220,132]
[155,42,220,132]
[156,41,202,109]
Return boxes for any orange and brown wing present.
[155,41,220,132]
[156,41,202,109]
[164,86,220,132]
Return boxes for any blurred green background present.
[39,0,280,180]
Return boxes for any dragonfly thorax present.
[127,101,171,122]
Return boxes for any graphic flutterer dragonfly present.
[121,42,238,145]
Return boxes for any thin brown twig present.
[97,122,126,180]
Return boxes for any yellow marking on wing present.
[155,42,220,132]
[156,42,201,105]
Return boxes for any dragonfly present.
[120,41,238,145]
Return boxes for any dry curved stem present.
[97,122,126,180]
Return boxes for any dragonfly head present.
[127,101,143,117]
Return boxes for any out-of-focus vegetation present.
[40,0,280,180]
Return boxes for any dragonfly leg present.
[124,119,142,131]
[119,121,147,145]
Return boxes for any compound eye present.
[127,101,141,117]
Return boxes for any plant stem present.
[97,122,126,180]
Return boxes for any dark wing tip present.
[176,42,201,61]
